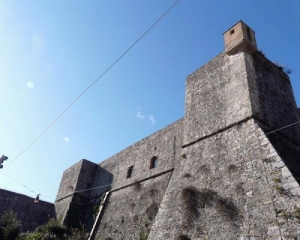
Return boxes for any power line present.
[5,0,180,168]
[0,0,180,202]
[265,120,300,135]
[0,171,54,201]
[74,183,112,194]
[0,171,37,195]
[3,116,300,202]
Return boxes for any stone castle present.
[55,21,300,239]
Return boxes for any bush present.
[18,218,87,240]
[0,211,21,240]
[67,224,87,240]
[36,218,67,237]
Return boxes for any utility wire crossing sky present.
[0,0,299,202]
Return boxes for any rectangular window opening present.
[150,156,158,169]
[127,166,133,178]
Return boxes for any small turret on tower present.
[223,20,257,55]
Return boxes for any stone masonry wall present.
[98,119,183,190]
[54,28,300,239]
[0,189,55,232]
[95,172,173,240]
[93,119,183,239]
[55,159,102,228]
[184,52,252,145]
[245,52,300,143]
[148,119,300,239]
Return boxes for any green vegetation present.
[272,178,281,183]
[274,184,290,196]
[256,49,265,57]
[0,211,21,240]
[274,61,292,74]
[0,212,87,240]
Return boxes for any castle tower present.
[55,21,300,240]
[55,159,112,229]
[149,21,300,239]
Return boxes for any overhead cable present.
[5,0,180,168]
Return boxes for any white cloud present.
[137,111,145,120]
[64,137,70,143]
[136,107,145,120]
[149,115,155,125]
[136,106,155,124]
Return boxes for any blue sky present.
[0,0,299,203]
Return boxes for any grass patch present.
[256,49,265,57]
[275,184,289,195]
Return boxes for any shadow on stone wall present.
[64,166,113,232]
[264,132,300,183]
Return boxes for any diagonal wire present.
[5,0,180,168]
[0,171,37,195]
[265,120,300,135]
[3,117,300,202]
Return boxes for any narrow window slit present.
[150,156,158,169]
[127,166,133,178]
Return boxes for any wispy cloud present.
[64,137,70,143]
[137,111,145,120]
[136,107,156,125]
[149,115,155,125]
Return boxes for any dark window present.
[127,166,133,178]
[230,29,235,35]
[150,156,158,169]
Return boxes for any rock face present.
[55,22,300,239]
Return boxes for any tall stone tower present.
[149,21,300,239]
[56,21,300,239]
